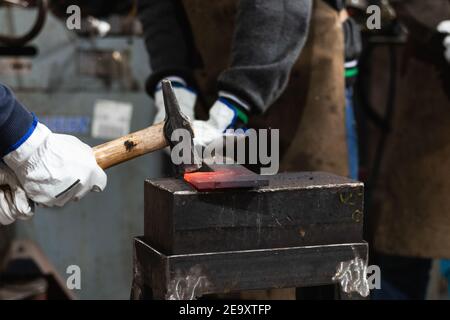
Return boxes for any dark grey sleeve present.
[217,0,313,113]
[137,0,200,94]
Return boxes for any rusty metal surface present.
[133,237,368,300]
[144,172,364,255]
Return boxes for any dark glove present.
[343,17,363,87]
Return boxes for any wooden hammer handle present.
[93,122,167,170]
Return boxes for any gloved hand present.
[3,122,107,207]
[192,96,249,147]
[0,163,33,225]
[437,20,450,63]
[153,77,197,125]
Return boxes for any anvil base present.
[131,237,368,300]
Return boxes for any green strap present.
[345,67,359,78]
[235,107,249,125]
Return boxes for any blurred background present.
[0,0,162,299]
[0,0,449,300]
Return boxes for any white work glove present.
[0,163,33,225]
[4,122,107,207]
[192,96,249,147]
[437,20,450,63]
[153,77,197,125]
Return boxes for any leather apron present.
[368,45,450,259]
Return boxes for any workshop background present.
[0,0,163,299]
[0,0,450,300]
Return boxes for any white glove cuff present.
[218,91,251,111]
[4,122,51,168]
[208,100,236,131]
[437,20,450,34]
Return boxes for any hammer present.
[92,80,201,174]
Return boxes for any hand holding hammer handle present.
[92,121,166,170]
[91,80,200,173]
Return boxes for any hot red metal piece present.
[183,164,269,191]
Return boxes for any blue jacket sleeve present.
[0,84,35,157]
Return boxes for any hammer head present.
[161,80,201,174]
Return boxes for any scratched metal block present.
[144,172,364,255]
[132,237,369,300]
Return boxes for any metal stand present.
[131,237,368,300]
[131,172,369,300]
